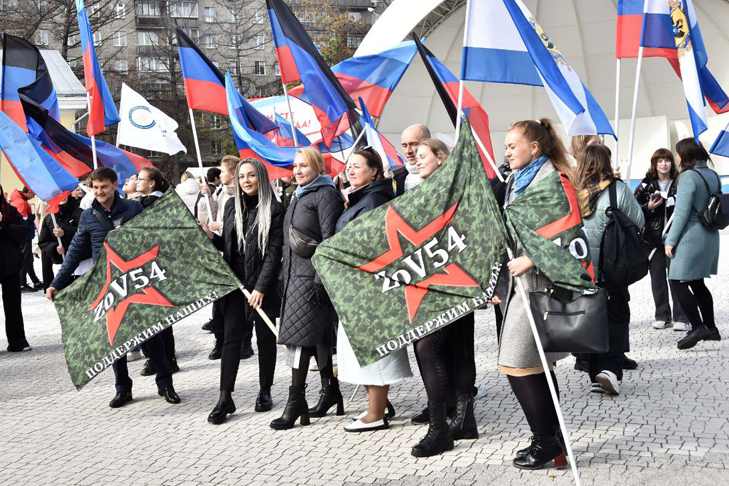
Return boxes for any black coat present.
[38,198,82,265]
[634,176,677,248]
[52,194,143,290]
[0,201,25,279]
[213,194,284,317]
[336,179,393,232]
[278,183,344,347]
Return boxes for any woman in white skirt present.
[335,148,412,432]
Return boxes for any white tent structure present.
[360,0,729,180]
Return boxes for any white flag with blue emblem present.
[116,83,187,155]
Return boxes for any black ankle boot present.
[411,402,454,457]
[512,435,566,470]
[270,385,310,430]
[449,394,479,440]
[255,388,273,412]
[308,378,344,417]
[208,391,236,425]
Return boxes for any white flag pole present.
[187,107,214,223]
[613,58,621,169]
[50,213,64,254]
[85,93,98,169]
[471,126,504,183]
[454,0,472,142]
[282,83,300,147]
[506,249,582,486]
[239,285,277,337]
[625,47,644,182]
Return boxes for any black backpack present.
[599,182,649,289]
[689,168,729,231]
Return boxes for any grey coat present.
[582,180,645,277]
[665,162,720,281]
[497,162,567,369]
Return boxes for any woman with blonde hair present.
[271,147,345,430]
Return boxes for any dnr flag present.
[53,191,241,389]
[312,123,508,367]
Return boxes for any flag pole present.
[471,126,504,183]
[187,107,214,223]
[613,58,621,169]
[454,0,472,142]
[506,247,582,486]
[625,47,644,182]
[282,83,300,147]
[239,285,277,337]
[85,93,98,169]
[50,213,64,254]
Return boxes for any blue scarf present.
[512,155,549,195]
[295,174,335,199]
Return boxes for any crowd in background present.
[0,118,723,468]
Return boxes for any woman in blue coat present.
[664,138,722,350]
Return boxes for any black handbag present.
[288,225,320,258]
[529,286,609,353]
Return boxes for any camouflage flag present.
[54,191,241,389]
[312,124,507,367]
[504,171,596,291]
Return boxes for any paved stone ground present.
[2,256,729,486]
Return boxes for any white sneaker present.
[344,417,389,432]
[652,320,671,329]
[595,370,620,395]
[673,321,691,332]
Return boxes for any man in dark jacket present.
[38,188,83,290]
[10,187,42,291]
[46,168,181,409]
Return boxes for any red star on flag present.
[358,204,480,322]
[89,242,174,345]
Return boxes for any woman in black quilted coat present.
[270,147,344,430]
[205,158,284,425]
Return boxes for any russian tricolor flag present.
[225,73,297,179]
[76,0,120,136]
[617,0,677,59]
[415,37,496,180]
[461,0,614,138]
[266,0,357,147]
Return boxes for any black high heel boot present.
[207,391,236,425]
[448,394,479,440]
[411,402,454,457]
[385,400,396,420]
[270,385,310,430]
[512,435,566,470]
[308,378,344,417]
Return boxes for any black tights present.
[291,346,334,388]
[507,372,560,437]
[670,279,715,330]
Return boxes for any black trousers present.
[670,279,715,331]
[19,241,40,286]
[649,250,687,322]
[2,274,28,349]
[219,290,277,392]
[587,287,630,381]
[41,251,55,291]
[113,335,172,393]
[414,313,476,405]
[213,298,253,347]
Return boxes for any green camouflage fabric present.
[54,191,241,389]
[312,124,508,367]
[504,171,597,292]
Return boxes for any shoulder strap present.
[608,181,618,209]
[689,168,719,195]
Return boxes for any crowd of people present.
[0,117,723,468]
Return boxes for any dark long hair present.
[675,138,711,171]
[139,167,170,193]
[352,148,385,181]
[646,148,678,180]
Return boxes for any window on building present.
[253,10,264,24]
[35,29,49,47]
[114,2,126,19]
[172,28,198,45]
[255,33,265,50]
[169,0,198,18]
[115,59,128,73]
[230,34,239,48]
[211,115,222,129]
[89,3,99,16]
[1,0,19,9]
[67,34,78,47]
[136,0,160,17]
[211,139,222,155]
[136,56,167,73]
[204,6,215,23]
[274,63,280,76]
[254,61,266,76]
[93,31,102,47]
[230,64,239,76]
[203,34,216,49]
[137,31,159,46]
[346,34,363,49]
[113,31,127,47]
